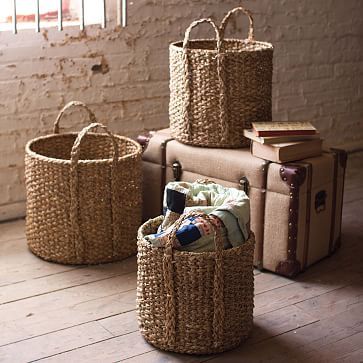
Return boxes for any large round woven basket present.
[25,101,142,265]
[137,213,255,354]
[169,6,273,148]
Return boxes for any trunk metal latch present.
[172,161,182,181]
[239,176,250,195]
[315,190,327,213]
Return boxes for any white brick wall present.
[0,0,362,220]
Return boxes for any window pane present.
[39,0,58,24]
[84,0,104,25]
[0,0,104,31]
[0,0,14,30]
[39,0,78,25]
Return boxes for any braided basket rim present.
[25,132,142,165]
[170,38,273,53]
[137,216,255,258]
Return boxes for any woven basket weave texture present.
[169,6,273,148]
[137,214,255,354]
[25,101,142,265]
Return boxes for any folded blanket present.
[145,181,250,252]
[145,213,231,252]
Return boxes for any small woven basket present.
[169,6,273,148]
[25,101,142,265]
[137,212,255,354]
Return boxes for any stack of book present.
[244,121,322,163]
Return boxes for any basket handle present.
[182,18,222,52]
[182,19,228,143]
[69,123,119,259]
[219,6,255,42]
[163,210,225,349]
[53,101,97,134]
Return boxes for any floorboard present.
[35,331,154,363]
[0,322,113,363]
[0,257,136,305]
[0,218,26,243]
[0,152,362,362]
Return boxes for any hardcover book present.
[251,121,317,137]
[251,138,323,163]
[243,129,320,144]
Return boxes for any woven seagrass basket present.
[169,6,273,148]
[137,213,255,354]
[25,101,142,265]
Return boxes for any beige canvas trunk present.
[140,129,347,277]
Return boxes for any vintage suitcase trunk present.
[139,129,347,277]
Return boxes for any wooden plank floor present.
[0,152,362,363]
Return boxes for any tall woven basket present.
[25,101,142,265]
[169,6,273,148]
[137,213,255,354]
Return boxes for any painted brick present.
[276,95,307,112]
[307,65,334,80]
[0,0,362,215]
